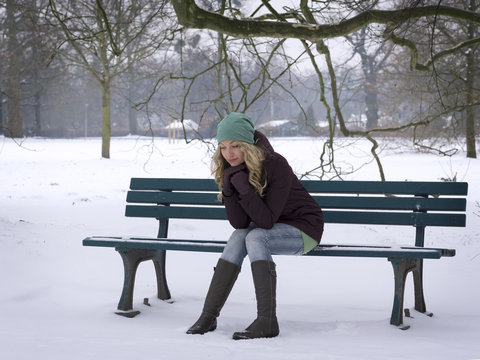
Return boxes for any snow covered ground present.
[1,135,479,360]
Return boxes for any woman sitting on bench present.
[187,112,324,340]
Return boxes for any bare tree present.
[3,0,23,138]
[1,0,69,138]
[345,27,394,129]
[384,0,479,158]
[170,0,479,178]
[150,11,313,143]
[48,0,173,158]
[465,0,478,158]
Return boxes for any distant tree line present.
[0,0,478,165]
[170,0,479,177]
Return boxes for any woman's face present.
[219,140,245,167]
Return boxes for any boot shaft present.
[202,258,241,317]
[250,260,276,318]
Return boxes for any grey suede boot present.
[232,260,279,340]
[186,258,241,335]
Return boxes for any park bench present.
[83,178,468,330]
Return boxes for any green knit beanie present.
[217,112,255,144]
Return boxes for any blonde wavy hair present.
[212,141,266,200]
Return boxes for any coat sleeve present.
[223,193,251,228]
[236,156,292,229]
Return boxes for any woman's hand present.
[222,163,247,196]
[230,169,251,195]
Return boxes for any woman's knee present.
[221,228,249,266]
[228,228,250,248]
[245,228,272,262]
[245,228,268,249]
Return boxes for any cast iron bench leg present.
[412,259,427,313]
[116,248,159,311]
[388,257,417,328]
[152,249,171,301]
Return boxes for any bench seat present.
[84,236,454,259]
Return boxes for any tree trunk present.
[34,90,42,136]
[5,0,23,138]
[0,98,4,135]
[357,28,379,130]
[465,55,476,159]
[127,60,138,135]
[31,0,42,137]
[101,83,111,159]
[5,82,22,138]
[128,96,137,135]
[365,76,379,129]
[466,0,477,159]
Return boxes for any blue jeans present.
[220,223,304,266]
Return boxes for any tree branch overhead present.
[171,0,480,42]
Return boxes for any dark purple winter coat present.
[222,131,324,243]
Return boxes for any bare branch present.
[95,0,121,56]
[171,1,480,42]
[385,26,480,71]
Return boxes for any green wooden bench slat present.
[83,236,227,253]
[130,178,218,191]
[313,196,466,211]
[127,191,222,206]
[302,180,468,196]
[125,205,466,227]
[126,205,228,220]
[130,178,468,196]
[126,191,466,211]
[83,236,455,260]
[324,211,466,226]
[307,244,455,258]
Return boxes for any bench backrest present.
[125,178,468,246]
